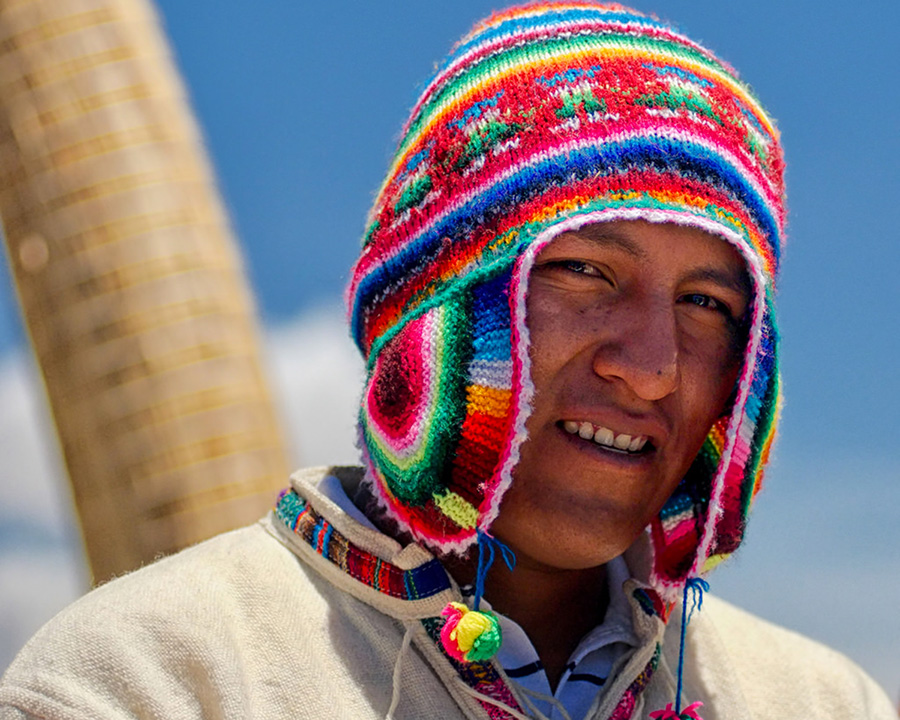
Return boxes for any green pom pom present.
[464,611,502,662]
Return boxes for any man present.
[1,3,894,719]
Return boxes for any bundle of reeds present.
[0,0,290,583]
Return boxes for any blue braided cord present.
[675,577,710,713]
[472,529,517,611]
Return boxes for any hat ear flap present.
[650,416,726,583]
[361,300,471,507]
[359,265,530,553]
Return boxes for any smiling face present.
[491,220,751,571]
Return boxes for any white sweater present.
[0,467,894,719]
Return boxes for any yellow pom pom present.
[454,609,495,652]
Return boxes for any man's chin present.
[491,509,650,573]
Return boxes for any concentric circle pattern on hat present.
[347,1,785,598]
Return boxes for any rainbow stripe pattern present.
[347,1,785,598]
[274,488,451,600]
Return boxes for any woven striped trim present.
[632,587,671,622]
[609,643,661,720]
[274,488,451,601]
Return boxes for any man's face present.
[492,220,750,571]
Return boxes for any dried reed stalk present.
[0,0,290,582]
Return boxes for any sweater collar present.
[273,466,453,608]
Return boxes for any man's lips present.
[560,419,651,454]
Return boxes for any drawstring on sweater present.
[513,683,575,720]
[386,624,414,720]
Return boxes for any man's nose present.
[590,298,679,401]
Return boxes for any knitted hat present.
[347,1,784,601]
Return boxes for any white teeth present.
[563,421,648,453]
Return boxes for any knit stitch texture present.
[347,1,785,599]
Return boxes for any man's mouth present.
[561,420,650,454]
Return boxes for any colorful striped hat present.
[347,1,785,599]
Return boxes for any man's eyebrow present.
[568,227,647,258]
[683,267,751,298]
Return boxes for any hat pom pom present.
[439,601,502,663]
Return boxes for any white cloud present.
[263,304,365,469]
[0,353,77,526]
[0,351,90,671]
[0,306,897,703]
[0,552,86,671]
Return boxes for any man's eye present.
[554,260,604,277]
[680,293,729,316]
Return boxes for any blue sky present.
[1,0,898,695]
